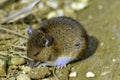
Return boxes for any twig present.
[11,45,26,50]
[22,56,34,61]
[9,50,33,61]
[0,0,40,23]
[52,67,59,80]
[0,26,28,39]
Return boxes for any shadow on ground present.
[82,36,99,59]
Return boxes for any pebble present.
[86,71,95,78]
[71,0,88,11]
[100,42,104,46]
[20,65,31,73]
[101,71,110,76]
[10,56,26,65]
[63,6,76,18]
[55,65,71,80]
[0,59,6,76]
[112,37,115,40]
[28,67,51,79]
[98,5,103,10]
[46,1,58,9]
[46,0,90,19]
[47,11,57,19]
[21,0,30,3]
[57,9,64,16]
[41,79,50,80]
[112,59,116,62]
[69,72,77,77]
[38,3,45,9]
[17,74,31,80]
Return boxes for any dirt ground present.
[0,0,120,80]
[73,0,120,80]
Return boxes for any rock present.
[19,65,32,73]
[55,65,71,80]
[10,56,26,65]
[69,72,77,78]
[0,59,6,76]
[47,11,57,19]
[46,1,58,9]
[17,74,31,80]
[28,67,51,79]
[71,0,89,10]
[86,71,95,78]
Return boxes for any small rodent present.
[27,16,88,68]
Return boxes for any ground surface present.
[74,0,120,80]
[0,0,120,80]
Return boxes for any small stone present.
[98,5,103,10]
[10,56,26,65]
[100,42,104,46]
[112,59,116,62]
[112,37,115,40]
[0,59,6,76]
[69,72,77,77]
[63,6,76,18]
[88,15,93,19]
[41,78,50,80]
[38,3,45,9]
[19,65,31,73]
[86,72,95,78]
[21,0,30,3]
[47,11,57,19]
[71,0,88,11]
[57,9,64,16]
[55,65,71,80]
[46,1,58,9]
[17,74,31,80]
[28,67,51,79]
[101,71,110,76]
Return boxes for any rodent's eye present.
[75,42,82,49]
[34,51,40,56]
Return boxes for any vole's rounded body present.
[27,16,88,68]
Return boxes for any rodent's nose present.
[34,51,40,56]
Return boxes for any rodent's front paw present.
[53,57,72,68]
[39,63,47,67]
[39,61,54,67]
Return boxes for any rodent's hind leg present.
[39,57,72,68]
[53,57,72,68]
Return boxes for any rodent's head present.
[27,26,53,62]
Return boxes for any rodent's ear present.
[27,26,33,35]
[43,35,53,46]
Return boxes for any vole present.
[27,16,88,68]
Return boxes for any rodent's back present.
[41,17,88,59]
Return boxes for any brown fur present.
[27,16,88,63]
